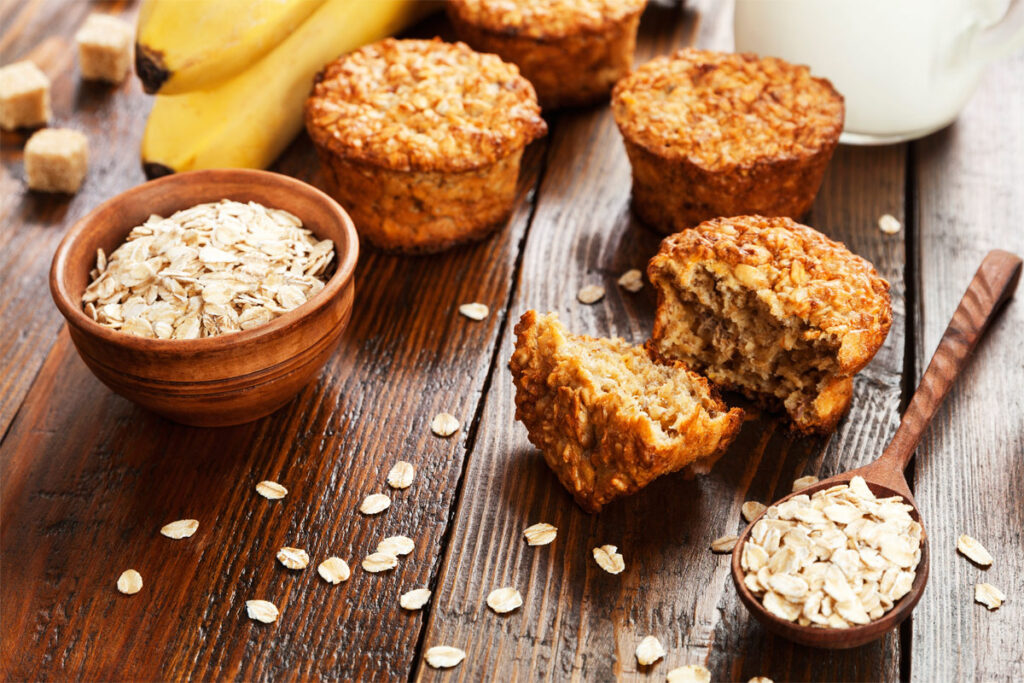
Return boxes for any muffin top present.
[648,216,890,373]
[305,38,546,173]
[613,49,844,171]
[448,0,647,39]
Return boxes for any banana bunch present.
[137,0,433,176]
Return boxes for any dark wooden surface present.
[1,1,1021,681]
[910,49,1024,683]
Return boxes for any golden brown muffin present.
[509,310,743,513]
[612,49,844,233]
[447,0,647,109]
[647,216,892,433]
[305,38,547,253]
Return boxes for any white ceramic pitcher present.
[733,0,1024,144]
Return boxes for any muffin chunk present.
[648,216,892,433]
[509,310,743,512]
[612,49,844,232]
[305,38,547,253]
[448,0,647,109]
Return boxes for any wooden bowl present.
[730,477,930,649]
[49,169,359,427]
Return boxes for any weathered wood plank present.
[706,143,908,682]
[416,4,910,680]
[0,96,549,683]
[0,1,146,436]
[910,51,1024,682]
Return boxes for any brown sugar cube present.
[25,128,89,194]
[75,13,134,83]
[0,60,51,130]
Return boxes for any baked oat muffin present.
[305,38,547,253]
[647,216,892,433]
[612,49,844,233]
[448,0,647,109]
[509,310,743,513]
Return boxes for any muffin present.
[647,216,891,433]
[447,0,647,109]
[305,38,547,253]
[612,49,844,233]
[509,310,743,513]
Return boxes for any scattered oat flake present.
[618,268,644,293]
[749,677,774,683]
[742,500,767,522]
[256,480,287,500]
[160,519,199,539]
[362,552,399,573]
[593,545,625,574]
[387,461,415,489]
[424,645,466,669]
[711,535,738,553]
[317,557,351,584]
[957,534,993,566]
[117,569,143,595]
[878,214,902,234]
[975,583,1005,610]
[486,587,523,614]
[431,412,460,437]
[635,635,665,665]
[277,546,310,570]
[577,284,606,304]
[667,664,712,683]
[459,302,489,320]
[246,599,279,623]
[792,475,819,492]
[400,588,432,610]
[377,536,415,557]
[523,522,557,546]
[360,493,392,515]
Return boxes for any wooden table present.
[2,1,1022,680]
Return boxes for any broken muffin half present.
[648,215,892,433]
[509,310,743,513]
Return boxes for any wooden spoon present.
[731,249,1022,649]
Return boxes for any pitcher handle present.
[964,0,1024,66]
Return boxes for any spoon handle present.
[878,250,1022,472]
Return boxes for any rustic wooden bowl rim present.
[730,474,930,648]
[50,169,359,352]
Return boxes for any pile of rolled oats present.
[82,200,334,339]
[739,476,922,628]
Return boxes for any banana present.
[135,0,328,94]
[141,0,432,176]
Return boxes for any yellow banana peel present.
[141,0,433,176]
[135,0,328,95]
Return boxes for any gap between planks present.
[405,119,558,681]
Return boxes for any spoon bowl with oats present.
[731,250,1021,648]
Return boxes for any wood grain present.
[0,75,550,683]
[910,50,1024,683]
[0,0,147,436]
[3,0,1022,680]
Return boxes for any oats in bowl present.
[81,199,334,339]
